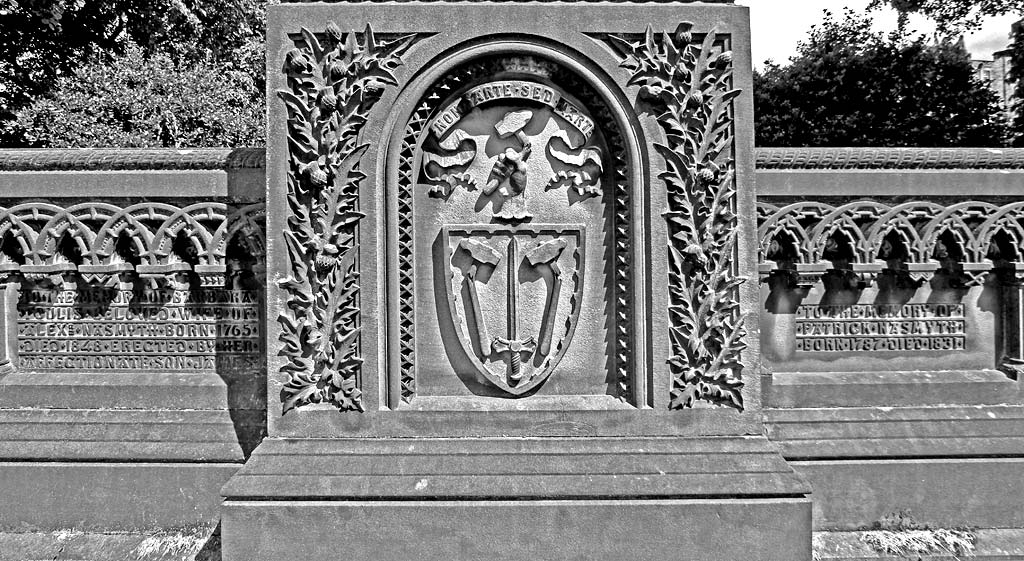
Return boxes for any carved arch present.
[865,201,944,263]
[808,201,889,264]
[0,203,63,264]
[91,203,183,267]
[758,202,833,266]
[150,203,226,266]
[383,36,646,407]
[31,203,123,266]
[976,202,1024,263]
[921,202,999,264]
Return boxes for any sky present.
[737,0,1021,68]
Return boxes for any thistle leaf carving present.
[614,24,746,410]
[277,23,417,414]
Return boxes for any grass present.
[859,510,977,560]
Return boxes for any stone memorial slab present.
[0,159,269,529]
[758,199,1024,406]
[222,3,811,559]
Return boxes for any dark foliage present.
[1006,21,1024,146]
[0,0,266,147]
[16,45,265,148]
[869,0,1024,34]
[754,10,1009,147]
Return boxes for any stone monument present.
[222,2,811,559]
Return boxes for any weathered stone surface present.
[813,528,1024,560]
[223,498,811,561]
[0,527,220,561]
[765,405,1024,459]
[794,458,1024,531]
[263,0,764,431]
[0,463,237,531]
[0,152,268,534]
[223,436,808,500]
[225,1,809,559]
[767,370,1020,409]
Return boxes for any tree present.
[869,0,1024,34]
[1007,21,1024,145]
[871,0,1024,147]
[0,0,266,146]
[754,10,1009,147]
[15,45,265,148]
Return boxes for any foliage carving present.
[610,24,746,409]
[276,23,416,414]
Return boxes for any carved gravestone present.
[222,3,811,559]
[759,200,1024,405]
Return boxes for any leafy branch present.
[610,24,747,409]
[277,23,416,414]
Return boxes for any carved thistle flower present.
[317,88,338,114]
[674,22,693,46]
[330,61,349,82]
[299,161,329,187]
[314,243,339,272]
[696,167,718,186]
[324,22,345,49]
[283,48,314,76]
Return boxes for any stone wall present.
[0,149,265,531]
[757,147,1024,531]
[0,146,1021,532]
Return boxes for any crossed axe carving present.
[458,237,567,384]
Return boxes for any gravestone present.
[759,199,1024,406]
[0,173,267,529]
[221,2,811,559]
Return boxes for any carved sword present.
[492,237,536,382]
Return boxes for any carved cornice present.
[757,200,1024,288]
[281,0,733,3]
[0,201,265,287]
[756,147,1024,170]
[11,147,1024,173]
[0,148,265,171]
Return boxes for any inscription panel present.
[795,304,966,353]
[17,287,261,371]
[761,282,998,373]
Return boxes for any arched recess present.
[382,36,649,409]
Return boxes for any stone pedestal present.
[223,2,811,558]
[0,152,266,532]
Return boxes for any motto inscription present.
[795,304,966,353]
[18,287,261,371]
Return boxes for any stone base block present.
[0,462,239,531]
[221,436,811,560]
[793,458,1024,531]
[222,498,811,561]
[766,405,1024,459]
[767,370,1021,409]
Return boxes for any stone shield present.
[441,224,585,395]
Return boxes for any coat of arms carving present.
[442,225,585,395]
[416,62,608,397]
[421,79,604,220]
